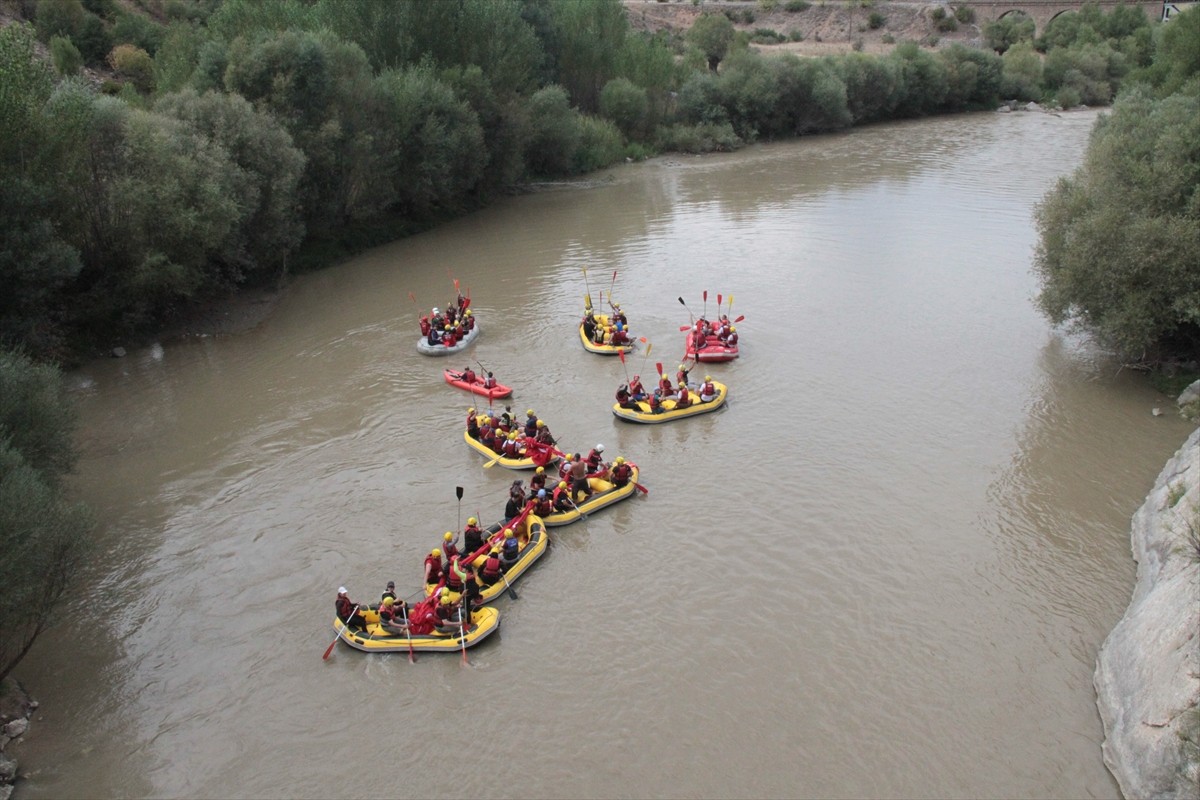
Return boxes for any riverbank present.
[1094,421,1200,798]
[0,679,36,800]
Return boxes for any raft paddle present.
[456,485,463,534]
[458,605,468,665]
[582,267,593,310]
[677,296,694,324]
[400,602,415,663]
[483,451,504,469]
[322,604,359,660]
[703,290,707,318]
[618,349,630,385]
[500,569,519,601]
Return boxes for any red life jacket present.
[613,463,632,484]
[445,556,464,590]
[677,386,691,406]
[482,554,502,581]
[462,369,476,383]
[424,555,442,583]
[702,381,715,396]
[419,317,431,336]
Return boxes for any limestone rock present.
[1178,379,1200,408]
[1095,428,1200,799]
[0,721,24,740]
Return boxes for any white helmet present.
[596,444,605,453]
[433,307,440,314]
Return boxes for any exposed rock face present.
[1095,428,1200,799]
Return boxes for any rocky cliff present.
[1094,426,1200,798]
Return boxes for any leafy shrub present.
[868,11,885,29]
[758,0,778,10]
[999,41,1043,100]
[785,0,811,11]
[984,14,1035,54]
[573,115,624,174]
[600,77,650,140]
[49,34,82,75]
[954,6,975,24]
[789,28,805,41]
[750,28,786,44]
[882,33,895,44]
[35,0,85,41]
[931,8,959,32]
[655,121,742,153]
[108,43,155,93]
[111,12,165,55]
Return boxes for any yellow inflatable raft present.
[425,514,548,605]
[542,465,641,526]
[331,605,500,653]
[579,312,636,355]
[463,429,559,470]
[612,382,728,423]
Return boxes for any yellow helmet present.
[503,528,514,538]
[382,596,394,606]
[440,595,452,605]
[465,309,472,316]
[467,517,477,526]
[678,364,685,371]
[526,409,535,417]
[439,587,449,596]
[705,375,712,381]
[443,531,454,541]
[431,548,441,558]
[480,415,490,424]
[467,407,475,414]
[615,457,625,465]
[730,326,736,332]
[509,431,518,440]
[535,466,544,475]
[558,481,568,490]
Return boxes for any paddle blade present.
[322,638,337,660]
[717,293,722,307]
[677,297,685,306]
[484,455,501,469]
[456,486,464,500]
[634,482,649,495]
[408,291,417,304]
[618,350,625,364]
[454,278,460,292]
[679,325,690,331]
[703,290,707,302]
[611,270,617,282]
[646,343,652,357]
[655,362,663,376]
[734,315,745,323]
[729,294,734,311]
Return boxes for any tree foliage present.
[688,13,735,72]
[0,349,93,683]
[1034,88,1200,360]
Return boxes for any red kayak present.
[444,369,512,399]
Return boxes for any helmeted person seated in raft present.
[610,457,633,488]
[616,383,639,410]
[699,376,717,403]
[629,375,646,402]
[582,308,597,341]
[379,596,411,636]
[466,407,480,439]
[457,366,476,384]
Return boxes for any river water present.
[12,109,1196,799]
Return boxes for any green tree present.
[0,350,93,683]
[108,43,156,94]
[833,52,901,123]
[549,0,628,111]
[1000,41,1043,100]
[938,44,1003,110]
[525,84,581,175]
[1144,6,1200,96]
[49,34,83,76]
[983,13,1035,54]
[688,12,735,72]
[1034,88,1200,361]
[600,77,650,140]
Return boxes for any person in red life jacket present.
[529,466,548,496]
[444,554,466,594]
[444,304,457,325]
[424,548,444,585]
[616,383,638,410]
[379,596,411,636]
[693,325,707,350]
[431,307,444,330]
[585,443,606,474]
[501,431,521,459]
[479,415,497,450]
[726,326,738,346]
[466,407,480,439]
[441,531,460,567]
[569,454,592,500]
[463,517,485,557]
[434,593,464,634]
[459,365,476,385]
[459,562,481,621]
[419,316,431,337]
[482,371,497,389]
[610,456,633,488]
[675,382,693,409]
[479,546,504,587]
[629,375,646,402]
[497,405,515,432]
[658,372,673,396]
[335,587,369,631]
[462,309,475,331]
[612,304,627,327]
[456,290,468,313]
[523,409,538,437]
[700,375,717,403]
[535,419,556,446]
[552,481,574,513]
[676,363,692,388]
[533,488,553,517]
[612,326,630,346]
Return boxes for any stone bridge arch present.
[958,1,1166,36]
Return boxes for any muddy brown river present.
[12,109,1195,799]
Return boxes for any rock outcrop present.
[1095,427,1200,799]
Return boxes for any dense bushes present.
[1034,83,1200,362]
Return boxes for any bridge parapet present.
[955,0,1164,35]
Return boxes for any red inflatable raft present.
[444,369,512,399]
